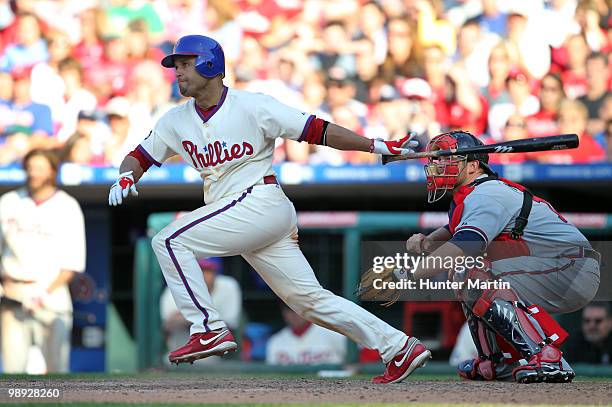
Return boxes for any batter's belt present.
[259,175,279,185]
[1,276,37,284]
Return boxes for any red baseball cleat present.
[169,329,237,365]
[372,337,431,384]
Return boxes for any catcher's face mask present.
[424,134,467,203]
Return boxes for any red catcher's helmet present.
[424,131,493,203]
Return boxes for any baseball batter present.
[405,131,600,383]
[108,35,430,383]
[0,148,86,373]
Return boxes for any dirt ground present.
[1,377,611,405]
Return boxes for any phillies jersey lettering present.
[138,87,311,203]
[182,140,254,169]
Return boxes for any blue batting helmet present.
[161,35,225,78]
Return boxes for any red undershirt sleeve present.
[298,117,328,145]
[128,146,155,172]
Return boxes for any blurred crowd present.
[0,0,611,167]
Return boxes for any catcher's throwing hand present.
[356,264,414,307]
[372,133,419,156]
[109,171,138,206]
[406,233,433,253]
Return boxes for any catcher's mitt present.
[355,265,413,307]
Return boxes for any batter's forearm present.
[324,123,371,152]
[120,156,145,183]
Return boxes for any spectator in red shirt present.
[561,33,589,99]
[84,35,131,103]
[234,0,301,41]
[72,8,105,71]
[535,99,606,163]
[526,73,565,138]
[425,45,487,136]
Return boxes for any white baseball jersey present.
[0,188,86,312]
[137,87,312,203]
[266,323,347,365]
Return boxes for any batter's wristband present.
[320,121,329,146]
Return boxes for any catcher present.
[360,131,600,383]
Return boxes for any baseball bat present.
[383,134,579,164]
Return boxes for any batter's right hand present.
[109,171,138,206]
[372,133,419,156]
[406,233,430,253]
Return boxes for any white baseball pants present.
[152,184,407,363]
[1,303,72,373]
